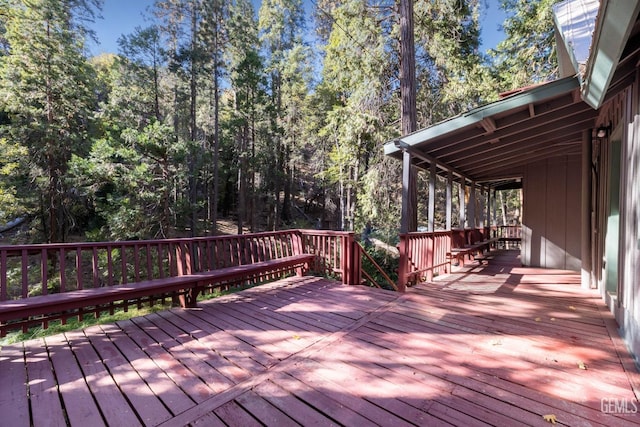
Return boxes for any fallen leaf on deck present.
[543,414,558,424]
[491,339,502,346]
[550,317,556,321]
[569,305,576,311]
[535,317,542,322]
[292,335,301,340]
[578,361,588,370]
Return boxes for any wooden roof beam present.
[480,117,497,134]
[394,140,473,183]
[433,107,596,159]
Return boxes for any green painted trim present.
[582,0,640,109]
[383,76,580,156]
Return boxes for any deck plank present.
[214,400,262,427]
[84,325,173,425]
[118,318,223,401]
[45,334,106,427]
[2,252,639,426]
[0,343,30,427]
[24,338,66,427]
[252,380,337,426]
[98,323,196,414]
[234,389,300,427]
[141,312,251,384]
[64,330,142,426]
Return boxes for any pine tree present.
[258,0,307,228]
[0,0,101,242]
[490,0,560,90]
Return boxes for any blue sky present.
[89,0,507,56]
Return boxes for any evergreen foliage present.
[0,0,534,245]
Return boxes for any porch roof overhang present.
[581,0,640,109]
[383,76,598,188]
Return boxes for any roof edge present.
[384,76,581,156]
[581,0,640,109]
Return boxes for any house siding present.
[522,155,582,270]
[619,86,640,366]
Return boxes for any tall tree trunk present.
[282,147,292,224]
[208,2,221,236]
[399,0,417,233]
[499,191,507,225]
[210,51,220,235]
[250,93,257,232]
[188,5,199,236]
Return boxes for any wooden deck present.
[1,250,639,426]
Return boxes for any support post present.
[401,150,417,233]
[468,182,476,229]
[428,162,436,232]
[459,181,466,228]
[492,190,497,227]
[581,129,593,289]
[397,234,408,292]
[446,170,453,230]
[340,233,360,285]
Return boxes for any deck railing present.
[299,230,360,286]
[0,226,510,328]
[397,230,451,292]
[0,229,369,334]
[0,230,364,306]
[493,225,522,248]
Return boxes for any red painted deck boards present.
[1,251,639,426]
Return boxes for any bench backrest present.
[451,229,467,248]
[0,230,307,301]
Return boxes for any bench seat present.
[0,254,314,325]
[447,237,497,267]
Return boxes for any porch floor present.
[1,250,639,426]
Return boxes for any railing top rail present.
[0,229,307,252]
[298,230,356,237]
[399,230,451,238]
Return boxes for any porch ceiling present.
[384,76,598,187]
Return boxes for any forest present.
[0,0,558,245]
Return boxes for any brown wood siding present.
[523,155,582,270]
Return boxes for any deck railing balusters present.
[0,250,6,301]
[0,229,372,334]
[41,249,48,296]
[398,230,459,290]
[21,249,28,298]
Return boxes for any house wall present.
[617,83,640,367]
[594,82,640,367]
[522,155,582,270]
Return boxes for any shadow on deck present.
[1,250,639,426]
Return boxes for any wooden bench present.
[471,229,498,255]
[447,230,475,266]
[0,254,314,331]
[496,226,522,249]
[447,229,497,267]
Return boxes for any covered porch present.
[2,251,639,426]
[384,0,640,368]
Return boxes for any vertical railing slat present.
[21,249,28,298]
[41,248,48,296]
[120,245,127,284]
[92,247,99,288]
[1,249,8,301]
[146,243,153,280]
[107,246,113,286]
[134,244,140,282]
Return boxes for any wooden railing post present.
[292,231,305,276]
[351,237,361,286]
[426,235,434,282]
[338,232,360,285]
[397,234,408,292]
